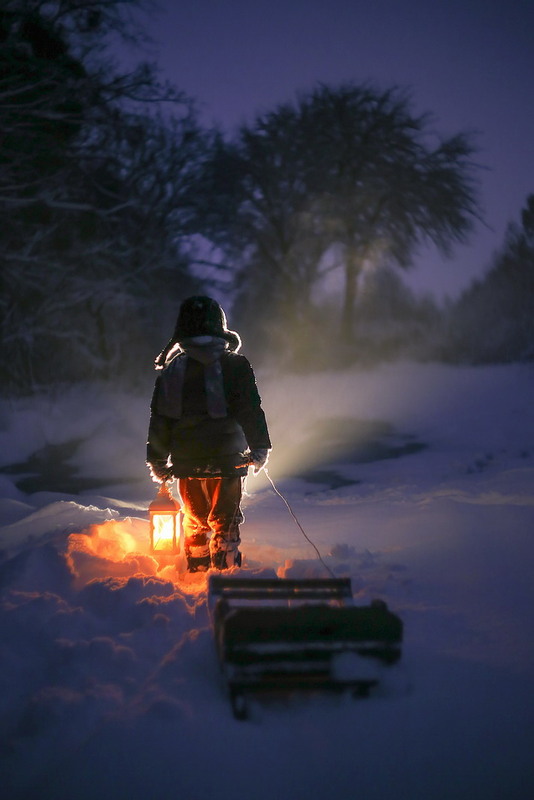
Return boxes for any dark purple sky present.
[143,0,534,299]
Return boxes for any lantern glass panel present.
[152,513,176,552]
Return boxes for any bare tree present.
[205,84,480,361]
[1,0,208,390]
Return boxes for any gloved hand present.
[248,448,270,474]
[147,462,174,484]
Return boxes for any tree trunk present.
[341,248,359,341]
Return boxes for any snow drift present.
[1,362,533,800]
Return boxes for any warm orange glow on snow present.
[66,518,160,586]
[68,519,141,561]
[66,518,191,589]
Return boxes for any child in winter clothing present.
[147,296,271,571]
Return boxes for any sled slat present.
[209,576,353,603]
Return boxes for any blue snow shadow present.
[0,439,141,495]
[297,417,427,491]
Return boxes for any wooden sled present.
[208,576,403,719]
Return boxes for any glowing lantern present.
[149,483,181,554]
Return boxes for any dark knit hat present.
[173,296,241,351]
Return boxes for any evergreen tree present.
[445,195,534,363]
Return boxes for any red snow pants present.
[179,476,243,567]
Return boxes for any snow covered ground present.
[1,362,533,800]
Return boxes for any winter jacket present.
[147,341,271,478]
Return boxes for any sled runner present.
[208,575,403,719]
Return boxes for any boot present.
[211,550,242,570]
[187,554,211,573]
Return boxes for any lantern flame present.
[149,483,181,554]
[152,513,177,553]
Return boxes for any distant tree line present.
[1,0,209,390]
[1,0,532,393]
[438,194,534,364]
